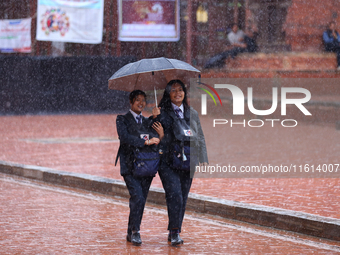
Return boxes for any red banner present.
[118,0,179,41]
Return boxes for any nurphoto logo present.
[196,82,312,128]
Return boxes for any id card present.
[184,129,192,136]
[140,134,149,140]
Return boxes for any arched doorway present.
[249,0,292,52]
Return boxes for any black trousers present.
[158,161,193,232]
[123,174,153,234]
[325,42,340,66]
[228,46,247,59]
[204,47,247,69]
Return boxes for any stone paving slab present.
[0,114,339,240]
[1,174,340,254]
[0,114,339,217]
[1,161,340,242]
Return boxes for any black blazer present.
[157,106,208,165]
[116,111,157,176]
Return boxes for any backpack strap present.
[115,114,134,166]
[114,145,121,166]
[115,113,148,166]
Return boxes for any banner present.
[0,18,32,53]
[36,0,104,44]
[118,0,180,42]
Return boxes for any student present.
[153,80,208,246]
[323,21,340,70]
[116,90,163,246]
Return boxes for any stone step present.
[224,52,338,71]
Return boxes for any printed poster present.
[0,18,32,53]
[36,0,104,44]
[118,0,180,42]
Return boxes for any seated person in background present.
[204,24,258,69]
[244,26,259,53]
[225,23,247,59]
[323,21,340,70]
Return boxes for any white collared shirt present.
[171,103,184,112]
[171,103,184,119]
[129,109,143,123]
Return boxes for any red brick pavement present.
[0,114,339,220]
[1,174,340,254]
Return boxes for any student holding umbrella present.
[108,57,203,246]
[116,90,163,246]
[152,80,208,246]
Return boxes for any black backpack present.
[116,115,160,177]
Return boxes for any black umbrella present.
[108,57,200,92]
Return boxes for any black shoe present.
[168,233,183,242]
[170,233,183,246]
[127,232,142,246]
[168,232,184,243]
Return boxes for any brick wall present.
[0,56,136,115]
[284,0,340,52]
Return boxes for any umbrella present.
[108,57,200,92]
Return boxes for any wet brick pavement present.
[1,174,340,254]
[0,114,339,220]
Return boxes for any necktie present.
[136,115,142,124]
[174,108,184,119]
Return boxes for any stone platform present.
[226,52,338,71]
[201,52,340,78]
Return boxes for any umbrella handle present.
[154,87,158,107]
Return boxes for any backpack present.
[115,115,160,177]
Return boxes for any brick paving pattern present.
[1,174,340,254]
[0,114,339,220]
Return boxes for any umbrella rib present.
[121,59,143,78]
[164,57,173,66]
[164,58,200,72]
[164,58,176,70]
[134,73,141,89]
[135,59,143,72]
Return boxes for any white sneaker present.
[337,66,340,71]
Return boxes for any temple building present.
[1,0,339,69]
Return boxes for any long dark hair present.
[158,80,189,111]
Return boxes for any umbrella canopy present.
[108,57,200,92]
